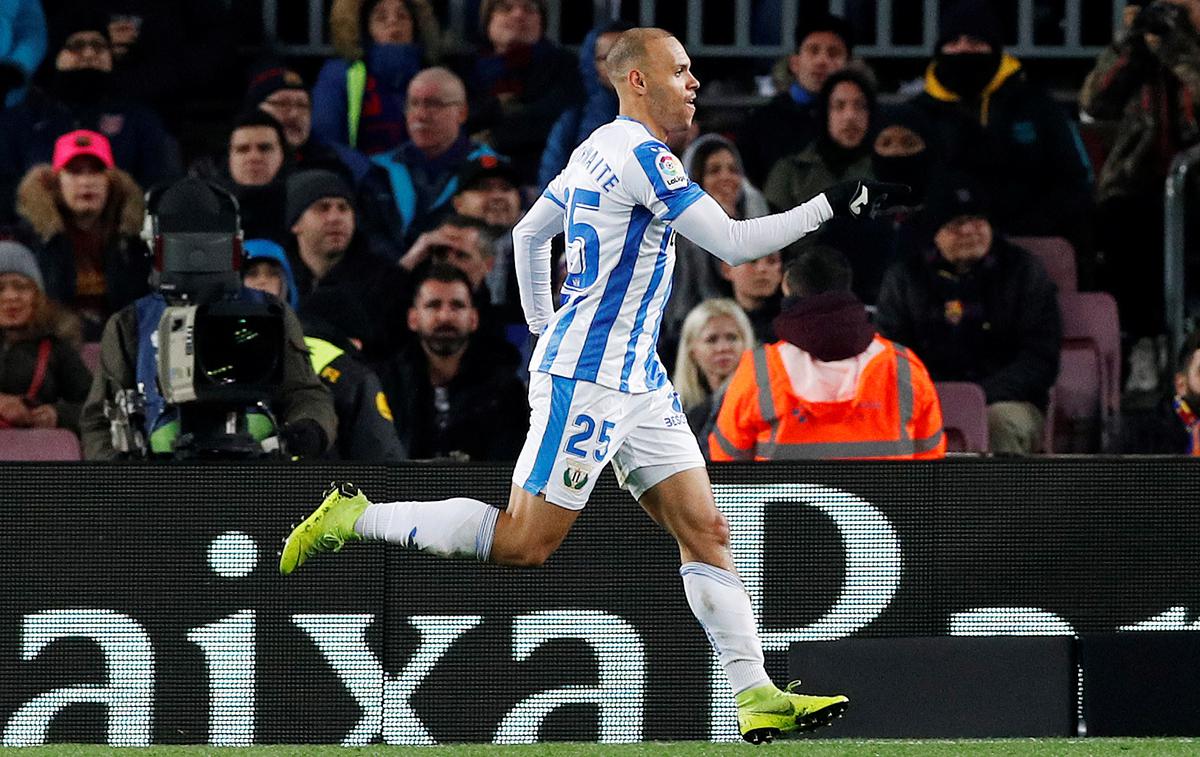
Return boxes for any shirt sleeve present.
[513,184,566,335]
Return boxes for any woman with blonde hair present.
[672,297,756,448]
[0,241,91,434]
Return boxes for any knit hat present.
[924,173,990,233]
[243,238,299,309]
[938,0,1004,51]
[53,129,115,170]
[0,241,45,291]
[243,64,307,110]
[456,153,520,193]
[286,170,355,227]
[50,5,111,54]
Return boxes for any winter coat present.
[78,291,336,460]
[460,38,581,185]
[0,306,91,432]
[1080,21,1200,202]
[912,54,1093,239]
[0,0,46,108]
[536,25,620,189]
[375,338,529,461]
[15,164,151,341]
[312,0,440,155]
[734,87,821,187]
[764,141,873,213]
[0,85,181,219]
[875,235,1061,410]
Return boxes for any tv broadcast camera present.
[106,178,286,459]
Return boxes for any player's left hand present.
[824,180,911,220]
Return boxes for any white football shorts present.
[512,372,706,510]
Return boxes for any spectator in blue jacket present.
[358,66,501,260]
[0,6,181,223]
[0,0,46,109]
[242,238,299,310]
[536,20,630,189]
[312,0,440,156]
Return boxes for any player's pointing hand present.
[823,180,911,220]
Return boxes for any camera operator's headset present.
[141,178,245,273]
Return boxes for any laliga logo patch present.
[655,152,688,190]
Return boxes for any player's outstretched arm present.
[513,194,565,335]
[672,181,909,267]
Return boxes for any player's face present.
[643,36,699,136]
[691,315,745,387]
[228,126,284,186]
[0,273,37,330]
[292,197,356,258]
[242,260,286,300]
[701,147,742,211]
[789,31,848,93]
[827,80,869,149]
[934,215,992,268]
[58,157,110,218]
[408,279,478,356]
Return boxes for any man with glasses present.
[360,66,505,261]
[0,8,180,223]
[245,64,371,185]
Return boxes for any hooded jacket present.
[536,24,622,189]
[0,0,45,108]
[312,0,440,155]
[710,291,944,461]
[15,164,151,341]
[913,52,1093,239]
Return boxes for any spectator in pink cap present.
[11,129,151,341]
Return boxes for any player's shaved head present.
[606,27,675,88]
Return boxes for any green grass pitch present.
[4,740,1198,756]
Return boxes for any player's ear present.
[629,68,646,92]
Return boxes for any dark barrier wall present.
[2,460,1199,746]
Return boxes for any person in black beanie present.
[0,4,181,224]
[911,0,1093,248]
[285,168,411,358]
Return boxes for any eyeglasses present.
[63,37,111,54]
[405,98,464,111]
[263,97,311,113]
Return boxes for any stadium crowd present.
[2,0,1200,460]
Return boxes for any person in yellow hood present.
[912,0,1093,250]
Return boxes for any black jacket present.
[306,333,406,462]
[912,55,1093,240]
[876,235,1061,409]
[734,91,819,187]
[375,338,528,461]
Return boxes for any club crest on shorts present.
[562,461,591,490]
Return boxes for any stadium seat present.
[80,341,101,374]
[0,428,83,461]
[1052,292,1121,452]
[1010,236,1077,293]
[934,381,989,453]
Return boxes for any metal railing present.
[1164,145,1200,360]
[260,0,1126,60]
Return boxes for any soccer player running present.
[280,27,904,744]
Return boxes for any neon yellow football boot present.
[279,482,371,575]
[736,680,849,744]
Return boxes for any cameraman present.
[79,178,335,460]
[1081,0,1200,349]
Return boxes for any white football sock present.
[354,497,500,561]
[681,561,771,694]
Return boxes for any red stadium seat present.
[0,428,83,461]
[1051,292,1121,452]
[935,381,989,453]
[1010,236,1077,293]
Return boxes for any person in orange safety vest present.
[710,246,945,461]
